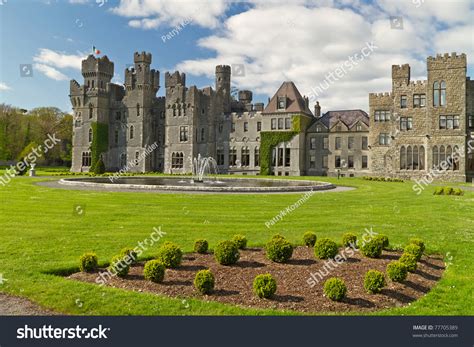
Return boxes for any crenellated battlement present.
[165,71,186,88]
[134,51,152,64]
[369,92,393,98]
[81,55,114,77]
[215,65,231,74]
[427,52,466,70]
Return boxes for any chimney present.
[314,101,321,118]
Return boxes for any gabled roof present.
[263,81,313,116]
[319,110,369,130]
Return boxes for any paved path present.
[0,293,59,315]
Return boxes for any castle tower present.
[215,65,231,113]
[392,64,410,90]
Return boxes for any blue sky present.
[0,0,472,113]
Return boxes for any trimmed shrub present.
[408,238,425,253]
[360,239,383,258]
[303,232,317,247]
[109,255,130,277]
[342,233,357,248]
[214,240,240,265]
[266,237,293,263]
[271,234,285,241]
[364,270,386,294]
[374,234,389,249]
[157,242,183,268]
[120,247,138,264]
[443,187,454,195]
[194,269,215,294]
[194,239,209,254]
[79,252,98,272]
[323,277,347,301]
[314,238,338,259]
[93,157,106,174]
[253,274,277,299]
[453,188,464,196]
[386,261,408,282]
[143,260,165,283]
[434,186,463,196]
[232,234,247,249]
[399,253,418,272]
[404,243,423,261]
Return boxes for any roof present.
[318,110,369,129]
[263,81,313,116]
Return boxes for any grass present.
[0,174,472,315]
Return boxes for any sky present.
[0,0,473,114]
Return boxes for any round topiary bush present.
[157,242,183,268]
[342,233,357,247]
[271,234,285,241]
[214,240,240,265]
[404,243,423,261]
[253,274,277,299]
[360,239,383,258]
[79,252,98,272]
[303,232,317,247]
[194,269,215,294]
[109,255,130,277]
[323,277,347,301]
[266,237,293,263]
[399,252,418,272]
[386,261,408,282]
[232,234,247,249]
[364,270,386,294]
[408,238,425,253]
[314,238,338,259]
[374,234,389,249]
[120,247,138,264]
[194,239,209,254]
[143,260,165,283]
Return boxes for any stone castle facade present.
[70,51,474,182]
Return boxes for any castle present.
[70,52,474,182]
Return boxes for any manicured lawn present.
[0,175,472,315]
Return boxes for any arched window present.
[446,145,453,169]
[171,152,184,169]
[91,80,95,89]
[440,81,446,106]
[241,147,250,167]
[89,104,93,119]
[254,147,260,167]
[136,103,140,117]
[407,146,413,170]
[400,146,406,170]
[130,125,134,139]
[419,146,425,170]
[82,152,91,167]
[88,128,92,143]
[439,145,446,164]
[413,146,419,170]
[114,129,119,144]
[229,147,237,166]
[432,146,439,169]
[453,145,460,171]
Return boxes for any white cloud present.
[69,0,89,4]
[0,82,12,91]
[174,1,473,111]
[110,0,229,29]
[33,63,69,81]
[33,48,85,70]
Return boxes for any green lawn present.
[0,174,472,315]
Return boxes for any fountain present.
[192,154,219,183]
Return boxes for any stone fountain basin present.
[59,176,335,193]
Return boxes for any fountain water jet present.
[192,154,219,183]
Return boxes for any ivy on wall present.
[90,121,108,170]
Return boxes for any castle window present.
[278,148,284,166]
[453,145,460,171]
[323,155,328,168]
[241,147,250,167]
[271,118,277,130]
[87,80,90,88]
[81,152,91,167]
[336,125,342,131]
[277,97,286,110]
[137,104,140,117]
[217,148,225,166]
[309,155,316,169]
[335,137,341,150]
[375,110,391,122]
[135,151,140,166]
[271,148,276,167]
[362,155,368,169]
[316,125,322,132]
[400,146,406,170]
[254,147,260,167]
[323,137,329,149]
[362,137,368,150]
[257,122,261,132]
[379,133,390,145]
[88,128,93,143]
[420,146,425,170]
[201,128,205,142]
[432,146,439,169]
[114,129,119,144]
[439,145,446,163]
[179,126,188,142]
[413,94,426,107]
[278,118,283,129]
[285,148,291,167]
[439,115,459,130]
[400,95,407,108]
[348,155,354,168]
[400,117,413,131]
[116,111,121,120]
[348,137,354,149]
[446,146,453,170]
[285,118,291,129]
[89,104,93,119]
[91,80,95,89]
[171,152,184,169]
[244,122,248,132]
[403,145,425,170]
[407,146,413,169]
[356,123,362,131]
[433,81,446,106]
[310,137,316,150]
[218,123,223,133]
[469,115,474,129]
[229,147,237,166]
[335,156,341,168]
[130,126,134,139]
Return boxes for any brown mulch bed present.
[68,247,445,313]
